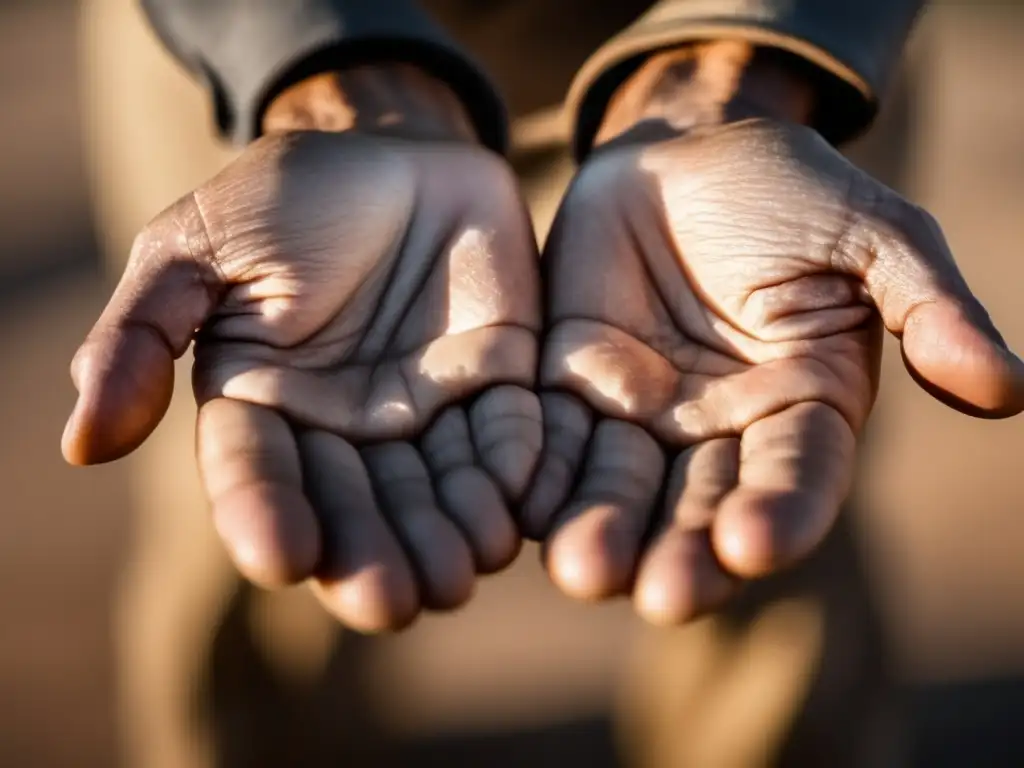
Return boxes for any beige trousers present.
[80,1,905,766]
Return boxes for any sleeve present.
[140,0,507,152]
[569,0,927,157]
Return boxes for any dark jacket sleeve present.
[140,0,507,152]
[569,0,927,156]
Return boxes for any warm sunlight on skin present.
[555,323,679,418]
[62,112,1024,633]
[528,118,1024,625]
[444,227,507,334]
[63,131,543,632]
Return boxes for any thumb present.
[858,199,1024,418]
[63,193,222,464]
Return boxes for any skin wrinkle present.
[549,314,739,378]
[471,406,541,457]
[534,27,946,601]
[418,407,470,474]
[420,406,514,567]
[545,319,679,416]
[620,191,703,348]
[469,386,544,501]
[531,404,609,530]
[352,198,441,358]
[64,31,1024,636]
[857,204,953,337]
[210,255,390,352]
[65,61,551,630]
[619,171,755,363]
[738,277,873,342]
[182,189,227,286]
[191,134,540,441]
[120,318,184,363]
[206,319,538,372]
[822,171,864,281]
[126,209,220,354]
[637,136,870,350]
[121,269,203,357]
[198,191,536,438]
[200,138,419,349]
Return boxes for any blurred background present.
[1,1,1022,766]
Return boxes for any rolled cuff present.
[568,0,925,158]
[141,0,508,152]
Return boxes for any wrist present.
[594,41,816,149]
[262,63,478,144]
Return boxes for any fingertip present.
[633,530,735,627]
[430,571,477,613]
[313,566,422,634]
[713,488,834,579]
[60,394,159,465]
[633,580,686,627]
[546,539,609,601]
[712,498,776,579]
[416,529,477,612]
[213,484,321,588]
[633,566,703,627]
[483,533,523,574]
[903,302,1024,418]
[61,333,176,464]
[470,510,522,576]
[393,512,477,612]
[545,504,638,601]
[433,465,521,574]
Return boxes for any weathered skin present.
[63,55,1024,633]
[527,117,1024,625]
[62,129,543,632]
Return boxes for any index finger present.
[197,398,320,587]
[713,402,856,578]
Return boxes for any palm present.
[195,134,536,433]
[65,132,542,631]
[527,120,1023,625]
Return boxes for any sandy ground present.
[1,3,1023,767]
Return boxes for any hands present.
[64,50,1024,633]
[62,66,542,631]
[524,43,1024,625]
